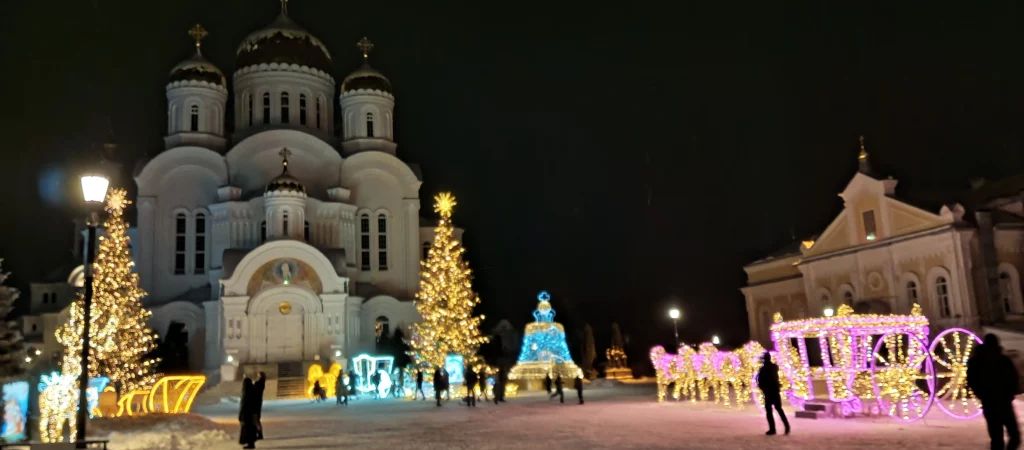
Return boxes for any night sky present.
[1,1,1021,369]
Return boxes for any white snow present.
[173,384,995,450]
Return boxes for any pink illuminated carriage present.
[650,303,983,423]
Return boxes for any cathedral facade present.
[122,6,447,374]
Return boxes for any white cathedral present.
[24,5,461,379]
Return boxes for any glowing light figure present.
[37,372,77,443]
[352,354,394,395]
[509,291,583,382]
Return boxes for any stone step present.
[803,402,829,412]
[277,377,306,399]
[795,410,823,420]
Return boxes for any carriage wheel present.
[929,328,983,419]
[870,332,936,422]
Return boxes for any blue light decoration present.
[352,354,394,397]
[1,381,28,443]
[36,373,109,419]
[509,291,583,382]
[444,354,465,385]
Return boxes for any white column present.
[203,300,222,370]
[136,196,156,294]
[345,299,362,356]
[405,199,419,298]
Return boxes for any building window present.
[366,112,375,137]
[863,210,877,241]
[299,94,307,125]
[423,242,430,260]
[375,316,390,342]
[906,280,919,303]
[262,93,271,124]
[304,221,310,241]
[316,98,322,129]
[282,211,289,236]
[194,213,206,274]
[31,324,37,332]
[189,105,199,132]
[280,92,290,124]
[843,290,854,305]
[377,214,388,270]
[41,293,47,304]
[174,213,187,274]
[247,93,253,126]
[360,214,371,271]
[261,221,267,243]
[936,276,951,318]
[1001,272,1013,313]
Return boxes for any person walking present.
[254,372,266,441]
[478,368,489,402]
[336,373,349,406]
[464,365,478,407]
[574,375,584,405]
[968,333,1021,450]
[371,371,381,399]
[550,374,564,403]
[393,368,405,398]
[238,378,259,449]
[415,370,427,400]
[441,370,451,401]
[347,370,358,400]
[544,373,553,396]
[496,367,508,403]
[757,352,790,436]
[433,367,444,407]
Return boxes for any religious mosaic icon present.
[274,259,298,285]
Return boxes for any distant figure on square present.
[478,368,489,402]
[371,370,382,399]
[464,365,478,407]
[494,367,507,404]
[967,333,1021,450]
[757,352,790,436]
[312,380,326,402]
[238,378,259,449]
[574,375,584,404]
[550,374,564,403]
[347,369,358,400]
[544,373,553,395]
[433,367,444,407]
[335,374,349,406]
[254,372,266,440]
[416,370,427,400]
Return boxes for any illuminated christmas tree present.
[57,188,160,393]
[407,192,488,370]
[0,259,25,378]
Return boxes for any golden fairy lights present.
[408,193,489,370]
[56,188,161,395]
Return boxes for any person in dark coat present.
[254,372,266,441]
[497,367,508,403]
[757,352,790,435]
[574,375,584,405]
[550,375,564,403]
[239,378,259,449]
[335,373,349,405]
[544,373,553,395]
[967,334,1021,450]
[433,367,444,406]
[347,370,358,400]
[478,368,489,402]
[416,370,426,400]
[371,371,381,399]
[464,365,478,407]
[441,370,451,400]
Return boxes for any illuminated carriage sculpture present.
[651,303,982,423]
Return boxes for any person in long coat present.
[433,367,444,407]
[239,378,259,449]
[254,372,266,440]
[335,374,349,405]
[757,352,790,435]
[464,365,478,407]
[967,334,1021,450]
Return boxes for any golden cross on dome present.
[357,37,374,61]
[280,0,289,15]
[279,148,292,170]
[858,135,868,160]
[433,192,456,218]
[188,24,208,54]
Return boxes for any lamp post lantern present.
[823,307,835,318]
[668,308,681,348]
[76,173,108,446]
[712,335,721,345]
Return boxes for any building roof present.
[235,12,332,74]
[169,53,226,87]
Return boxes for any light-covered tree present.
[0,259,25,378]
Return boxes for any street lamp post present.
[76,174,108,446]
[668,308,681,348]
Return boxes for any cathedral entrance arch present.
[248,285,321,363]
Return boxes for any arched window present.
[360,214,371,271]
[375,316,390,342]
[366,112,375,137]
[315,98,322,129]
[282,211,289,236]
[280,92,290,124]
[1001,272,1014,313]
[260,221,267,243]
[377,214,388,270]
[174,213,187,274]
[41,293,48,304]
[304,221,310,242]
[299,94,307,125]
[262,93,270,124]
[423,242,430,260]
[906,280,919,304]
[189,105,199,131]
[935,276,951,318]
[194,213,206,274]
[247,93,253,126]
[843,290,854,305]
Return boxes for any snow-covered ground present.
[168,384,996,450]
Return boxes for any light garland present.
[56,189,161,395]
[407,193,488,370]
[114,375,206,417]
[38,372,77,443]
